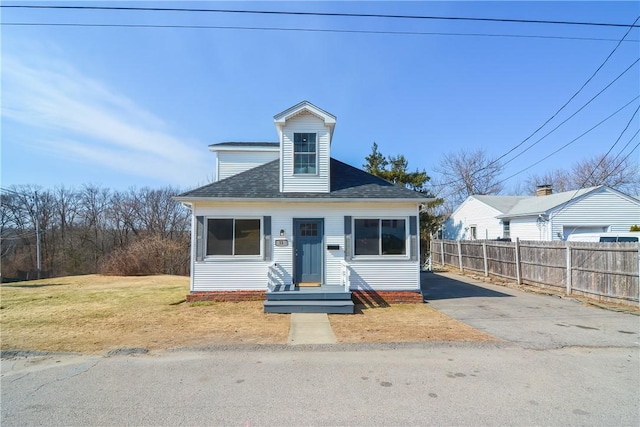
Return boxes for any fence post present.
[441,240,445,266]
[514,238,522,285]
[457,240,463,272]
[482,241,488,277]
[566,242,572,295]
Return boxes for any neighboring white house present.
[444,185,640,241]
[176,101,432,313]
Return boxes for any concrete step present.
[264,299,354,314]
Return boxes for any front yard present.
[1,275,495,353]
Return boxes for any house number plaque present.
[275,239,289,247]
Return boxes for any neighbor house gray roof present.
[496,186,601,218]
[473,195,529,214]
[177,158,431,201]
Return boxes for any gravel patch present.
[0,349,78,360]
[104,347,149,357]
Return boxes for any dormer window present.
[293,133,317,174]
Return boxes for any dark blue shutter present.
[263,216,272,261]
[344,216,352,261]
[196,216,205,261]
[409,215,418,261]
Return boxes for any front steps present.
[264,286,354,314]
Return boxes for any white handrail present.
[340,260,351,292]
[267,262,278,292]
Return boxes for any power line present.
[541,108,639,237]
[494,96,640,186]
[494,16,640,167]
[431,16,640,190]
[3,21,638,43]
[3,5,639,28]
[576,103,640,188]
[608,128,640,168]
[499,57,640,169]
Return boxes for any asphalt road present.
[1,272,638,426]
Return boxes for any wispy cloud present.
[2,47,210,187]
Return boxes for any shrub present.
[630,225,640,232]
[99,235,190,276]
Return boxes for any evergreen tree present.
[363,143,444,264]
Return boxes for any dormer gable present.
[274,101,336,193]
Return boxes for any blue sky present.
[2,1,639,193]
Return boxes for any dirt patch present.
[2,274,495,353]
[330,304,497,343]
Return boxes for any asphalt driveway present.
[421,271,640,349]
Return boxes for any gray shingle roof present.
[177,158,430,201]
[497,186,601,217]
[473,195,529,214]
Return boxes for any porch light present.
[280,229,285,237]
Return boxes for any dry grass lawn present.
[1,275,496,353]
[330,304,496,343]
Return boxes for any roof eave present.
[497,211,547,219]
[208,144,279,153]
[174,196,433,204]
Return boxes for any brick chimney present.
[536,184,553,196]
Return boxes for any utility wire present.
[499,57,640,169]
[574,103,640,188]
[432,15,640,189]
[544,108,639,247]
[607,128,640,171]
[494,16,640,166]
[3,21,638,43]
[494,96,640,186]
[3,4,639,28]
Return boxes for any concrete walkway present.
[288,313,337,345]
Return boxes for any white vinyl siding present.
[510,218,547,241]
[447,187,640,242]
[280,112,330,193]
[445,197,504,240]
[549,188,640,240]
[190,202,420,292]
[216,151,279,181]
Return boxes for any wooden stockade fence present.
[430,239,639,307]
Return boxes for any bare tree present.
[519,169,573,195]
[516,153,640,196]
[433,148,504,212]
[571,153,640,195]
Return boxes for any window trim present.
[204,217,263,259]
[502,220,511,238]
[293,132,318,175]
[352,217,409,259]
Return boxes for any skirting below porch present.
[352,290,424,307]
[186,291,266,302]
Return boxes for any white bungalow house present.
[444,185,640,241]
[176,101,432,313]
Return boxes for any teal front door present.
[294,219,323,285]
